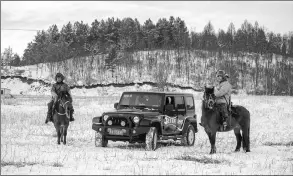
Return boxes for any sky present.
[1,1,293,57]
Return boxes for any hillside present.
[1,76,200,97]
[1,49,292,95]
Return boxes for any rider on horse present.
[45,73,75,124]
[214,70,232,129]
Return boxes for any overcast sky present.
[1,1,293,57]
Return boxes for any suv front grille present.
[106,116,133,127]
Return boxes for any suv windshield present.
[118,93,162,111]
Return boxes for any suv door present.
[174,96,186,131]
[163,95,178,134]
[185,96,195,118]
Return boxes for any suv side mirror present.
[114,102,118,109]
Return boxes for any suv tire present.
[145,127,158,151]
[95,132,108,147]
[181,124,195,146]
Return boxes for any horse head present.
[57,92,73,118]
[203,86,216,110]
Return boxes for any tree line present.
[1,16,293,95]
[1,16,292,65]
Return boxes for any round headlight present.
[103,115,109,121]
[108,120,112,125]
[121,121,126,126]
[133,116,140,123]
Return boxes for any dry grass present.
[1,94,293,175]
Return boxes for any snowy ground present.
[1,94,293,175]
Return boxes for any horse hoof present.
[235,148,240,152]
[209,150,216,154]
[245,149,251,153]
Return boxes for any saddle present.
[215,101,239,131]
[223,96,238,117]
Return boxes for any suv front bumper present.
[92,123,151,141]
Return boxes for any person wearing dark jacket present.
[45,73,75,123]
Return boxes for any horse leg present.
[207,131,217,154]
[63,127,67,145]
[60,128,63,143]
[242,127,251,152]
[247,127,251,152]
[234,127,242,152]
[57,128,61,145]
[60,125,64,142]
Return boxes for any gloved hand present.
[53,94,58,102]
[214,83,220,90]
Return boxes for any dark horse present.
[53,92,73,145]
[200,86,251,154]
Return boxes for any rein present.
[55,110,67,116]
[55,99,70,116]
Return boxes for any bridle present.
[204,91,215,110]
[55,96,71,117]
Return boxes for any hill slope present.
[2,49,292,95]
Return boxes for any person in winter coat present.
[214,70,232,129]
[45,73,75,123]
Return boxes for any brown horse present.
[53,92,72,145]
[200,86,251,154]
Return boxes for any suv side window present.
[186,96,194,110]
[165,96,175,107]
[175,96,186,115]
[175,96,184,109]
[165,96,175,116]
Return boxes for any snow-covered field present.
[1,94,293,175]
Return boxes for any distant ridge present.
[1,75,201,92]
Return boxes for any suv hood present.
[104,109,161,116]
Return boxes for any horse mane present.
[204,86,214,95]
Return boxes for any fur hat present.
[55,73,65,81]
[216,70,225,78]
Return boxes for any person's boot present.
[45,113,51,124]
[50,104,55,122]
[223,116,228,130]
[223,121,227,130]
[45,104,53,124]
[69,109,75,122]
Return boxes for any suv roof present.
[122,91,194,96]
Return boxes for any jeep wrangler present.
[92,91,198,150]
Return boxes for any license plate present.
[108,128,124,135]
